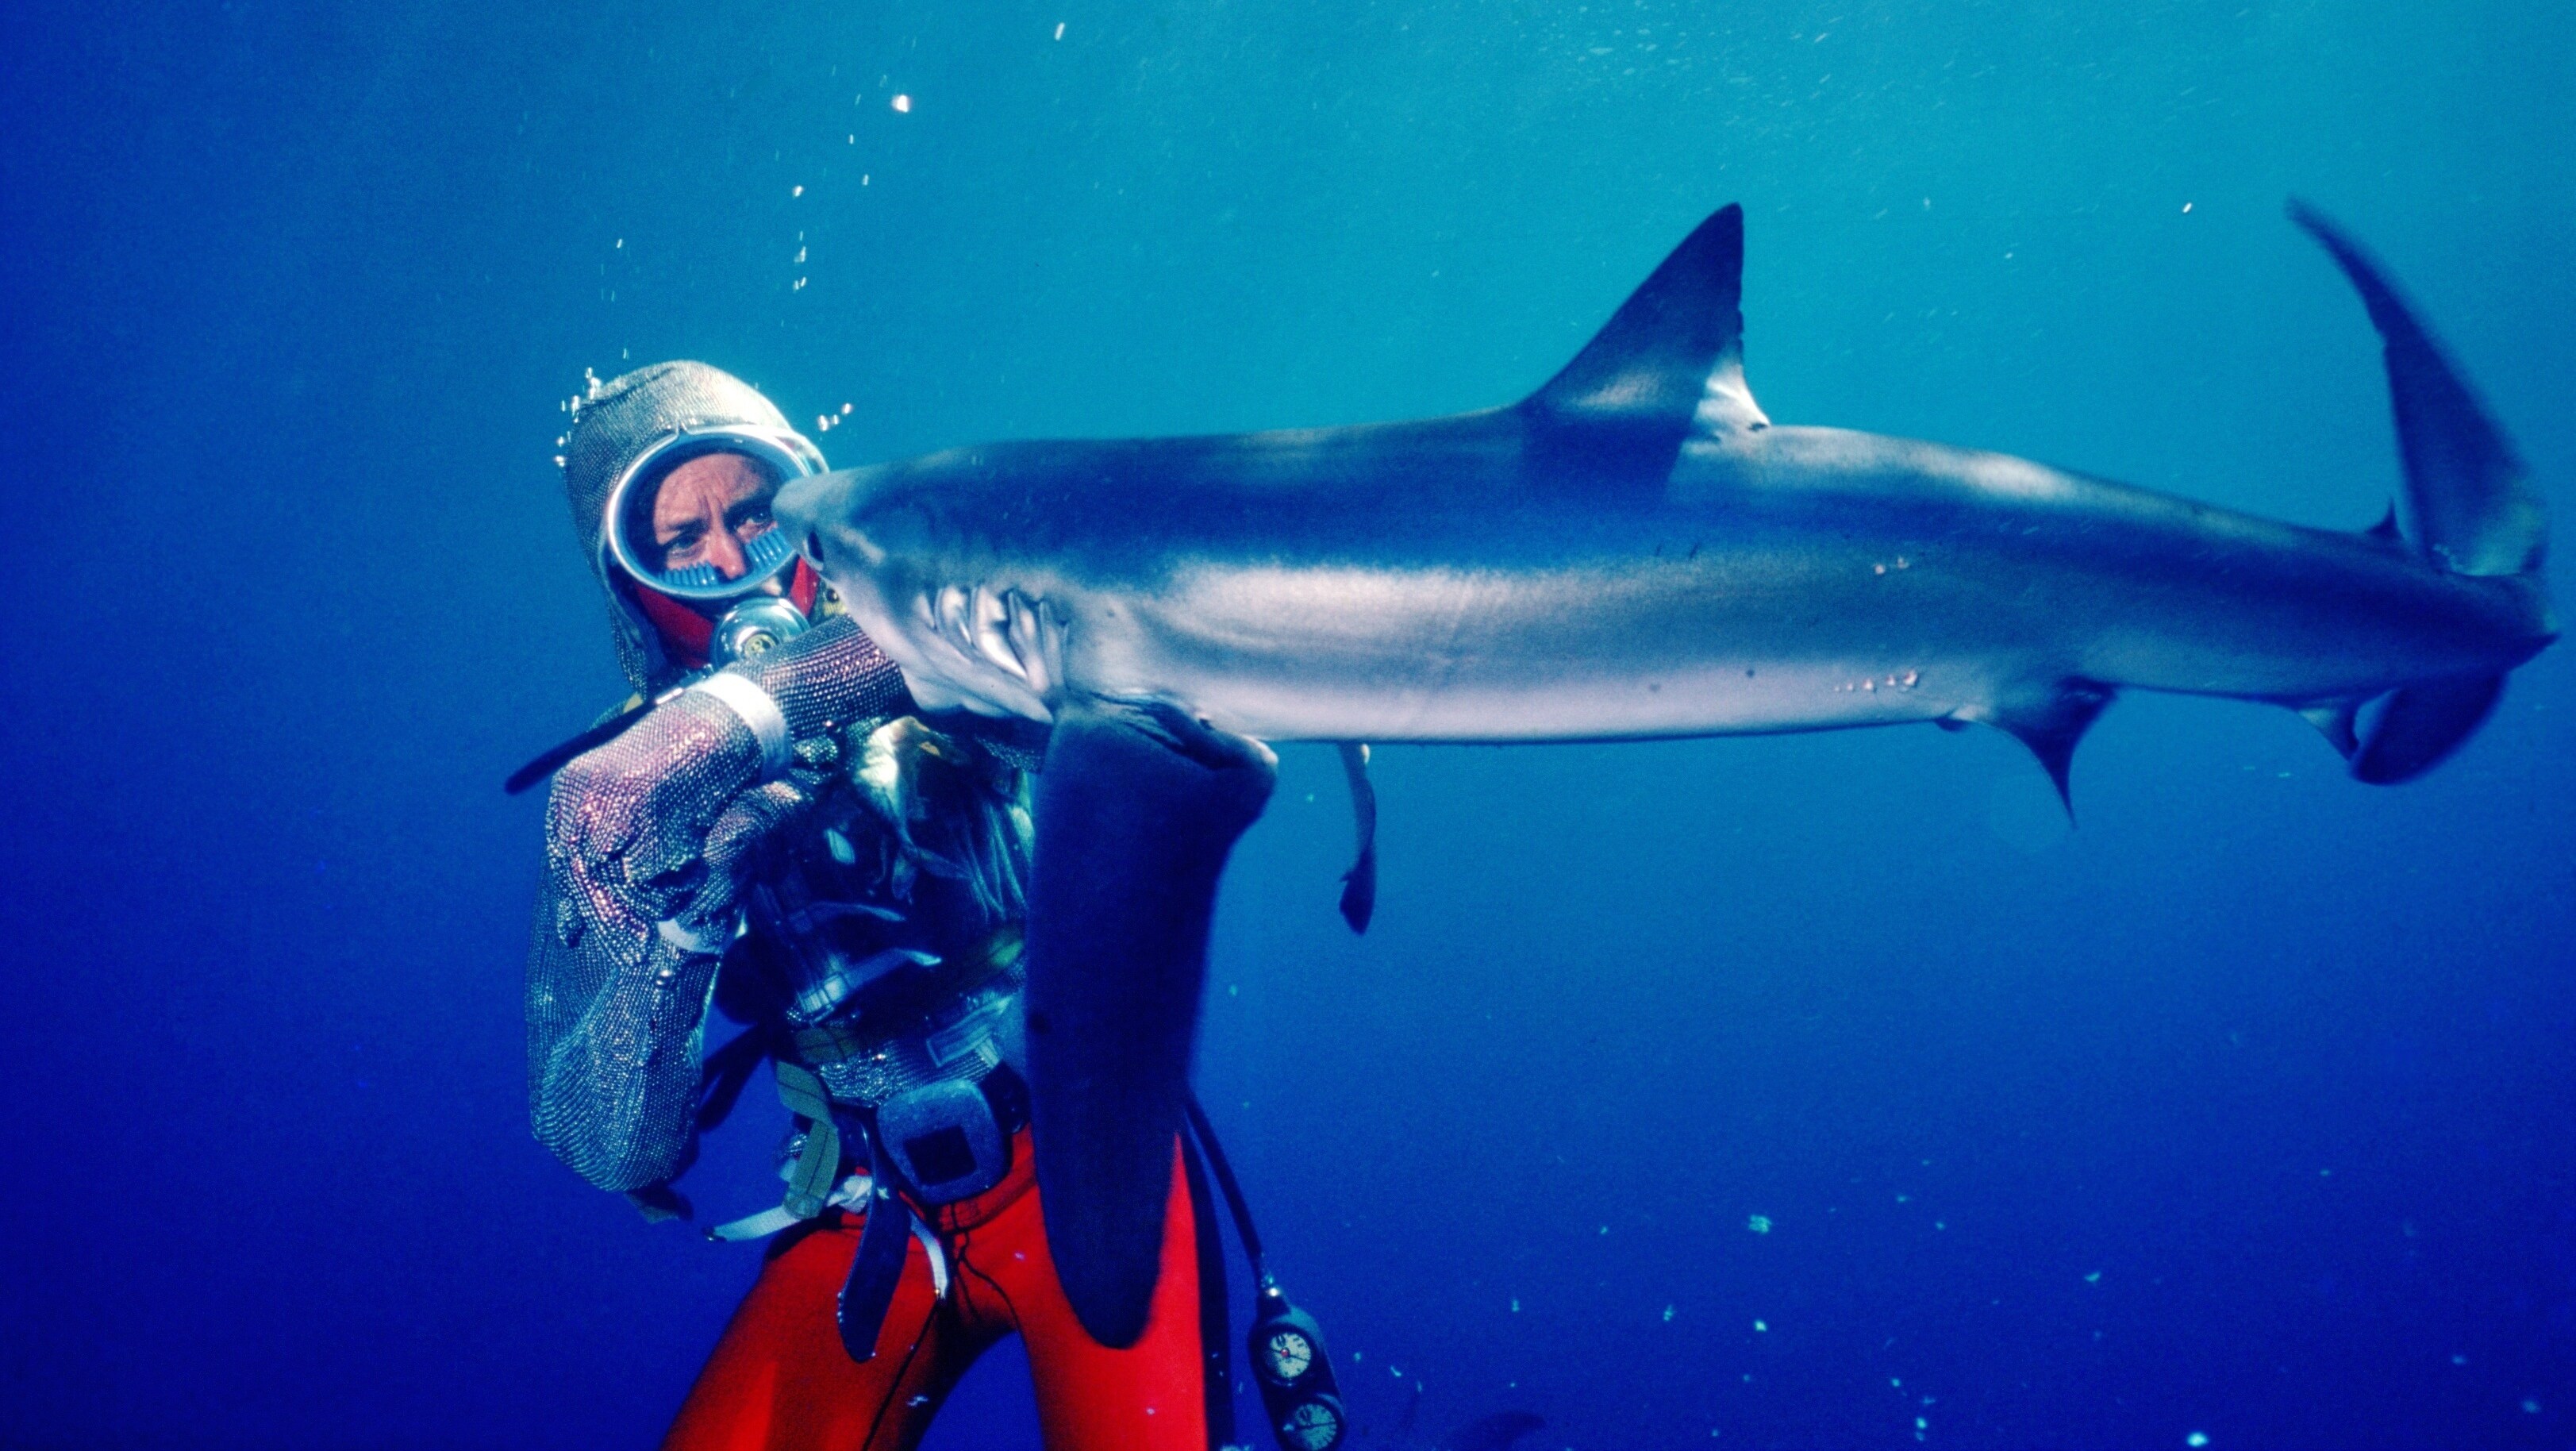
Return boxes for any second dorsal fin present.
[1523,205,1766,482]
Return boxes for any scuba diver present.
[524,360,1278,1450]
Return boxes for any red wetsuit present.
[664,1131,1231,1451]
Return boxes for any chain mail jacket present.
[528,618,913,1192]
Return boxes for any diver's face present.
[651,452,779,579]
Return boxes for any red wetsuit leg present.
[944,1133,1231,1451]
[662,1211,999,1451]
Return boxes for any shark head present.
[780,460,1070,722]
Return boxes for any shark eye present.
[805,531,827,567]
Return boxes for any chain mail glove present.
[526,617,909,1192]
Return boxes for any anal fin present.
[2296,698,2366,760]
[1027,700,1277,1347]
[2364,502,2404,547]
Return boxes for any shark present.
[776,203,2555,1347]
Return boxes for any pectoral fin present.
[1027,700,1278,1346]
[1968,683,2115,818]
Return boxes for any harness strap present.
[787,924,1027,1070]
[838,1122,914,1363]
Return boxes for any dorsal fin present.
[1523,205,1767,483]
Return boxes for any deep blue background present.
[3,2,2571,1447]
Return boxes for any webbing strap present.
[705,1060,859,1240]
[707,1204,804,1242]
[774,1060,844,1220]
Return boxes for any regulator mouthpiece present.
[710,595,811,667]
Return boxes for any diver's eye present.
[659,522,709,566]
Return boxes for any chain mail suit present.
[526,362,1234,1451]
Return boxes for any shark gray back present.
[779,203,2552,1345]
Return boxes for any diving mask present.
[602,423,826,603]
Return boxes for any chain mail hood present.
[563,361,810,688]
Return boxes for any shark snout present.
[777,466,888,573]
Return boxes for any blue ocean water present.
[4,2,2571,1446]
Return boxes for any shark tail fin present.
[2290,202,2554,784]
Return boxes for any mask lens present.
[610,437,805,600]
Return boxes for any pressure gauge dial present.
[1261,1327,1316,1385]
[1281,1396,1346,1450]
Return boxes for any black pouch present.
[875,1079,1010,1203]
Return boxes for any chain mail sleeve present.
[525,618,909,1192]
